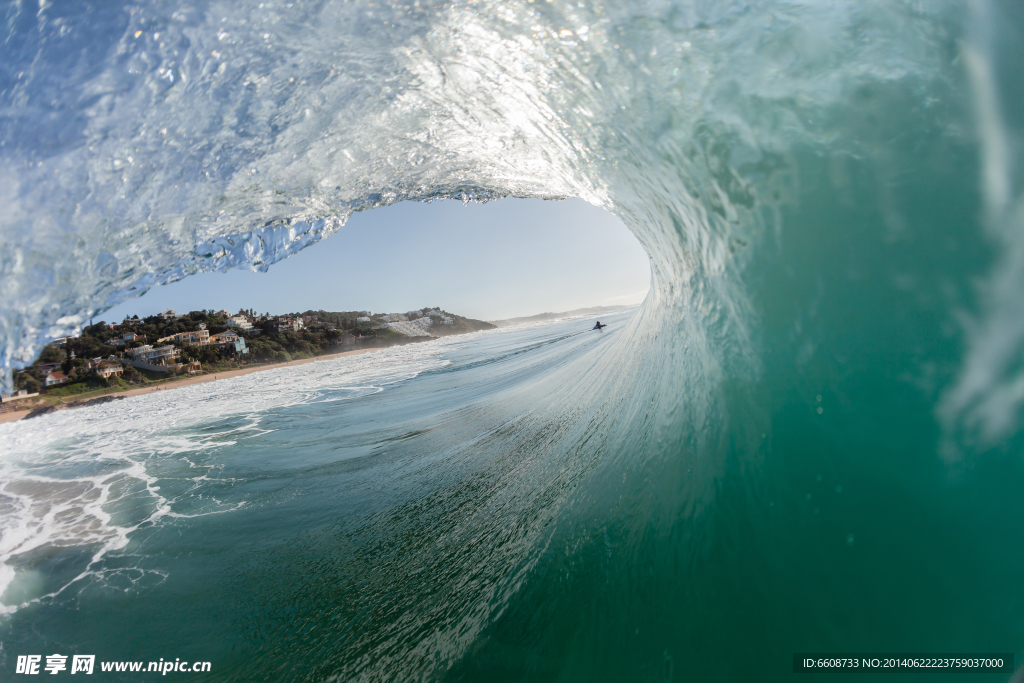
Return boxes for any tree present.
[66,359,90,381]
[122,364,144,385]
[38,345,65,365]
[83,321,108,338]
[62,357,89,377]
[15,372,40,393]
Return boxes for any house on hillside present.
[225,315,253,331]
[127,345,178,371]
[94,362,123,379]
[45,371,68,387]
[126,345,200,374]
[179,360,202,374]
[266,317,303,334]
[210,331,249,354]
[158,330,211,346]
[158,310,181,320]
[49,335,79,347]
[113,332,146,346]
[127,345,179,364]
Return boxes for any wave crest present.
[2,0,960,372]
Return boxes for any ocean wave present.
[1,0,1023,679]
[0,342,450,613]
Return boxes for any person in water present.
[593,321,607,329]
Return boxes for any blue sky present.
[102,198,650,322]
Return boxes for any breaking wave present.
[3,0,1021,447]
[2,0,1024,679]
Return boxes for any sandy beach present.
[0,347,380,424]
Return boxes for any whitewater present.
[1,0,1023,680]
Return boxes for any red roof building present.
[45,371,68,387]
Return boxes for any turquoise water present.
[2,306,1022,681]
[2,0,1024,680]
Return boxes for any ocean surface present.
[1,308,1021,681]
[2,0,1024,680]
[0,311,658,680]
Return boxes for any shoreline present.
[0,346,382,424]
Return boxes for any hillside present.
[10,306,493,398]
[289,307,495,338]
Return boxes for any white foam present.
[0,342,453,613]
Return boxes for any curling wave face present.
[2,0,1024,680]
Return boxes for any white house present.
[45,371,69,387]
[49,334,79,346]
[266,317,303,333]
[94,362,123,379]
[158,329,211,346]
[225,315,253,330]
[127,345,179,364]
[126,345,196,373]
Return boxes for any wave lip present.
[0,0,966,380]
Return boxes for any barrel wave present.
[2,0,1024,681]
